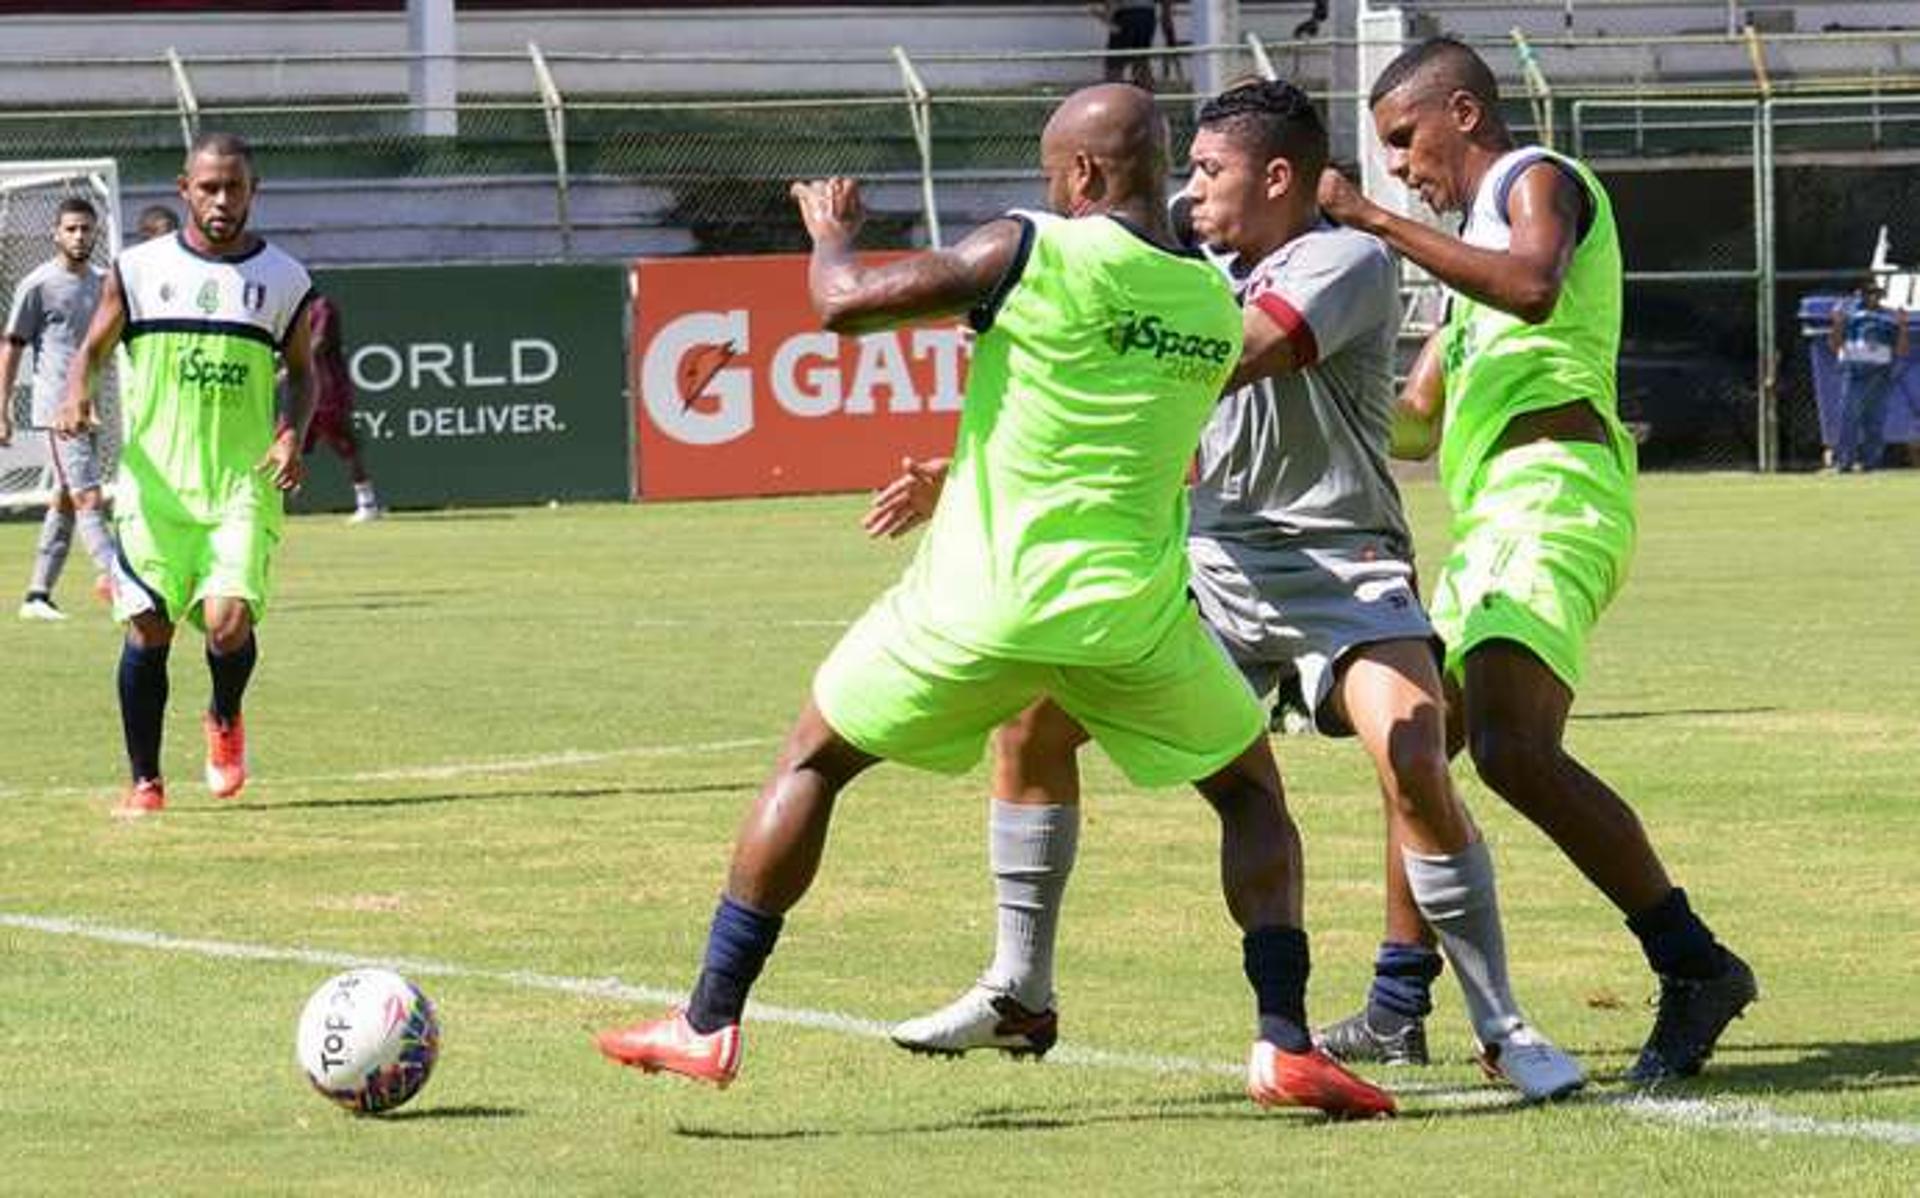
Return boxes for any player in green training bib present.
[594,84,1396,1119]
[1320,37,1755,1085]
[58,131,316,819]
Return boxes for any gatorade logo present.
[1106,310,1234,380]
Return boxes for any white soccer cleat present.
[890,984,1058,1058]
[18,595,67,621]
[346,506,384,525]
[1478,1022,1587,1102]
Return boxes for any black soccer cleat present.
[1314,1009,1430,1067]
[1629,950,1758,1086]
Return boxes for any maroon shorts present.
[303,404,358,458]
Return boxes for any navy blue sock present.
[206,634,257,725]
[1366,941,1444,1028]
[1627,887,1727,980]
[118,641,170,783]
[1243,925,1312,1052]
[686,894,784,1034]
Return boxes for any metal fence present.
[0,25,1914,469]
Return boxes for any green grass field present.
[3,473,1917,1195]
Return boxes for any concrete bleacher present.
[1,2,1913,265]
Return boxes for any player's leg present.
[20,443,74,619]
[597,700,880,1087]
[1440,441,1753,1083]
[110,506,191,817]
[61,432,117,599]
[598,595,1032,1087]
[891,699,1087,1057]
[198,508,279,801]
[1330,639,1584,1098]
[1463,640,1755,1083]
[328,412,383,520]
[1061,614,1394,1117]
[1834,366,1866,470]
[200,595,257,799]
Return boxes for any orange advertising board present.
[631,255,969,500]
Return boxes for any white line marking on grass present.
[11,737,774,799]
[5,911,1917,1147]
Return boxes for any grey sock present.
[1403,840,1524,1045]
[29,508,74,596]
[979,799,1079,1011]
[75,508,117,576]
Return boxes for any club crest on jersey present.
[244,281,266,311]
[195,279,219,315]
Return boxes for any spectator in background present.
[1828,276,1909,472]
[1099,1,1174,89]
[134,204,179,243]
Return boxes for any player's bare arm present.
[55,266,125,437]
[862,455,951,539]
[791,177,1023,335]
[1391,327,1445,460]
[262,303,315,491]
[0,336,20,445]
[1226,301,1307,393]
[1827,304,1846,353]
[1318,162,1580,325]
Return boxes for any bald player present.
[1317,37,1755,1084]
[594,84,1395,1118]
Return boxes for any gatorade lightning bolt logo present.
[676,342,738,412]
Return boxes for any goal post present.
[0,158,123,513]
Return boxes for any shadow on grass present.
[672,1087,1533,1140]
[169,780,750,814]
[380,1104,528,1122]
[1544,1036,1920,1095]
[1569,705,1781,722]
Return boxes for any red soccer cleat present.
[113,778,167,819]
[596,1008,741,1089]
[203,713,248,799]
[1246,1041,1398,1119]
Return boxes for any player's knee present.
[203,606,253,653]
[1467,723,1554,799]
[126,614,175,649]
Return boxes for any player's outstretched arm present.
[1318,163,1581,325]
[1391,328,1445,461]
[55,268,125,438]
[861,455,950,540]
[261,300,315,492]
[791,177,1023,335]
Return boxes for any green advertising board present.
[292,264,629,511]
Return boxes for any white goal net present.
[0,159,122,512]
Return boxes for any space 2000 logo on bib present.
[632,255,970,501]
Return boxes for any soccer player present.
[58,131,315,818]
[877,81,1583,1100]
[299,292,383,522]
[1,197,115,621]
[1315,37,1756,1084]
[594,84,1395,1118]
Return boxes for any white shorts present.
[1187,534,1439,736]
[45,429,105,494]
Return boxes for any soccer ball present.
[296,968,440,1115]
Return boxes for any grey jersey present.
[6,258,104,425]
[1188,222,1408,553]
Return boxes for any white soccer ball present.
[296,968,440,1115]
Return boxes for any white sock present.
[980,799,1079,1011]
[29,508,73,595]
[353,481,379,510]
[1402,840,1525,1044]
